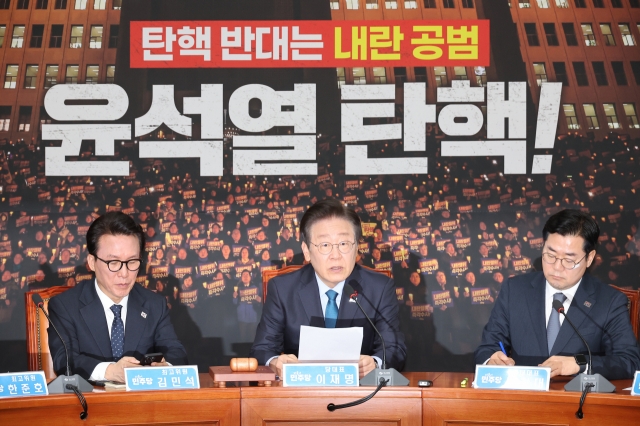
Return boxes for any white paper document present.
[298,325,363,361]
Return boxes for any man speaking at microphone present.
[48,212,187,382]
[475,209,640,379]
[250,199,406,378]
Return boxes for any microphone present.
[31,292,92,419]
[551,299,614,395]
[344,281,408,387]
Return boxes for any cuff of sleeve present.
[90,362,113,381]
[372,356,382,369]
[266,356,278,367]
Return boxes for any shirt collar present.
[94,279,129,310]
[545,277,582,304]
[314,272,346,296]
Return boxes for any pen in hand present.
[498,341,508,356]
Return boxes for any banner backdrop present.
[0,1,639,374]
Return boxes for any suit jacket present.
[474,271,640,380]
[250,264,406,370]
[48,280,188,380]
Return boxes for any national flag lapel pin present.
[141,311,147,318]
[583,301,592,308]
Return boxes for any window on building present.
[536,0,549,7]
[30,24,44,48]
[574,0,586,7]
[454,66,467,80]
[336,68,345,88]
[4,65,18,89]
[346,0,359,8]
[581,24,596,46]
[329,0,339,9]
[70,25,83,48]
[373,67,387,83]
[405,0,418,8]
[533,63,548,86]
[353,67,366,84]
[524,23,540,46]
[592,0,603,6]
[443,0,455,7]
[44,64,58,88]
[24,65,38,89]
[0,26,5,48]
[109,24,119,48]
[17,0,29,9]
[611,61,627,85]
[600,24,615,46]
[631,61,640,85]
[562,23,578,46]
[543,23,559,46]
[89,25,102,48]
[630,0,639,6]
[0,107,11,132]
[555,0,568,7]
[113,0,122,9]
[611,0,622,6]
[519,0,531,7]
[553,62,568,86]
[573,62,588,86]
[414,67,428,84]
[385,0,398,7]
[39,106,52,131]
[563,104,579,129]
[603,103,619,129]
[583,104,599,129]
[49,24,63,48]
[460,0,473,6]
[0,0,9,9]
[93,0,105,9]
[18,106,31,132]
[106,64,115,83]
[65,64,78,84]
[11,25,25,48]
[36,0,48,8]
[474,66,487,87]
[619,24,636,46]
[74,0,86,9]
[366,0,378,8]
[434,66,448,87]
[592,62,608,86]
[54,0,67,8]
[86,65,99,84]
[394,67,406,87]
[623,103,639,128]
[423,0,436,6]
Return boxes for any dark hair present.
[300,199,361,243]
[542,209,599,254]
[86,212,145,257]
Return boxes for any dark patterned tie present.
[325,290,338,328]
[110,304,125,360]
[547,292,567,353]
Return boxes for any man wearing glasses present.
[48,212,187,382]
[251,199,406,378]
[474,209,640,379]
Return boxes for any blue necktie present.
[325,290,338,328]
[547,292,567,353]
[110,304,125,360]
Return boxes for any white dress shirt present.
[545,278,581,327]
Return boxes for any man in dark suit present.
[48,212,187,382]
[475,209,640,380]
[250,199,406,378]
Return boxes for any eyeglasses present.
[541,252,587,270]
[308,241,356,255]
[94,256,142,272]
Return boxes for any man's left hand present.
[359,355,377,378]
[539,356,580,377]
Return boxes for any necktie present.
[110,304,125,360]
[547,292,567,353]
[325,290,338,328]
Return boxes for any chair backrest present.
[25,286,71,382]
[261,264,393,303]
[610,284,640,340]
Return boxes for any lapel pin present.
[583,301,592,308]
[141,312,147,318]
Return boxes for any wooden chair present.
[610,285,640,340]
[25,286,71,382]
[261,264,393,303]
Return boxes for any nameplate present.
[0,371,48,398]
[124,365,199,391]
[282,363,359,387]
[473,365,550,391]
[631,371,640,396]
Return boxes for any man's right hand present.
[268,354,298,378]
[105,356,140,382]
[487,351,515,366]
